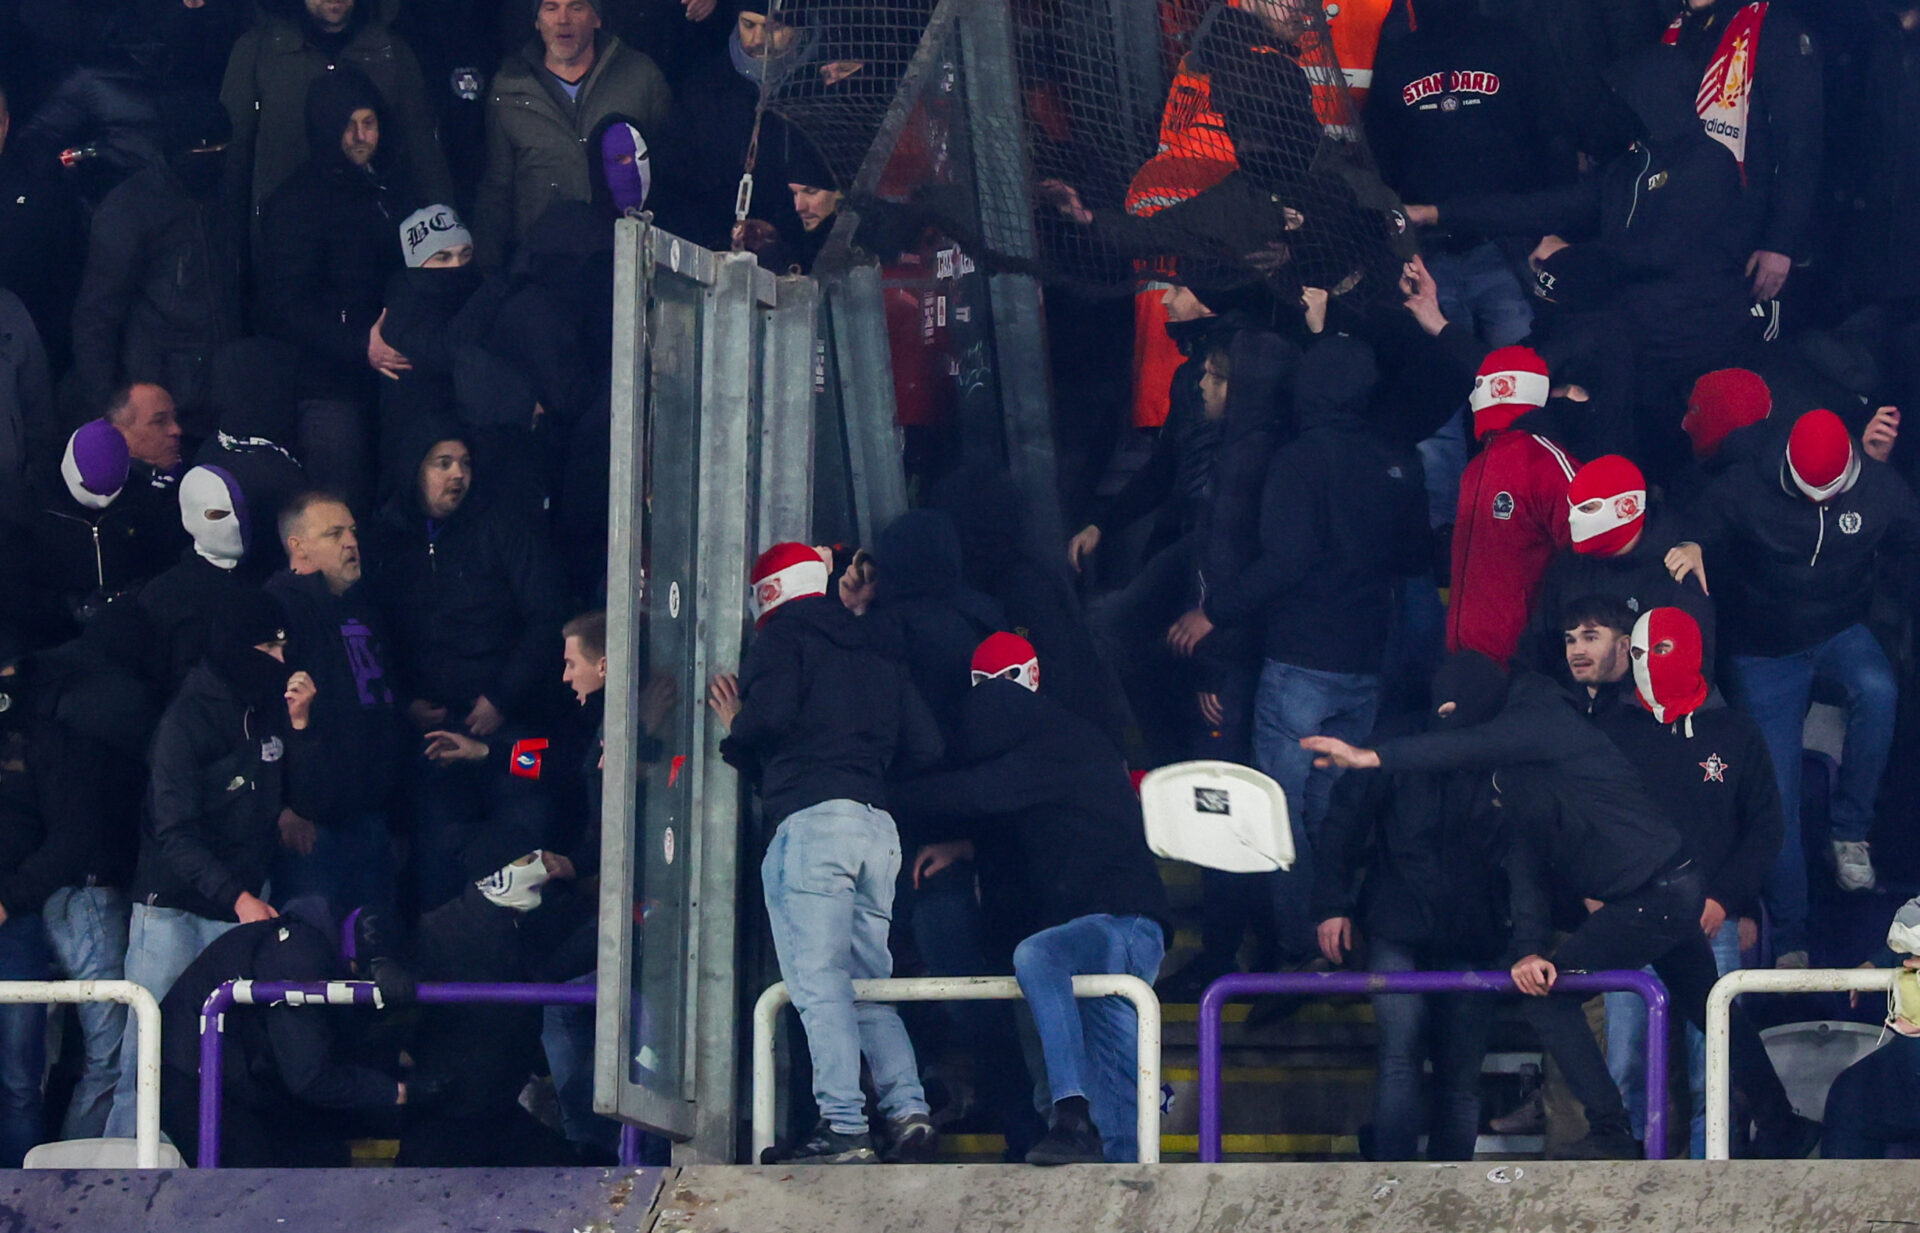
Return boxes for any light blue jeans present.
[42,886,130,1140]
[1013,913,1165,1162]
[1605,916,1743,1157]
[761,799,927,1135]
[104,904,239,1140]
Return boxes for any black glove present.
[403,1071,452,1109]
[369,956,417,1006]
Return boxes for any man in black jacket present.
[257,68,415,510]
[159,900,422,1167]
[1171,335,1428,969]
[364,417,566,911]
[1598,606,1782,1156]
[267,491,408,916]
[1669,408,1920,960]
[1304,651,1816,1158]
[106,589,318,1139]
[70,88,242,420]
[709,542,942,1165]
[0,81,82,372]
[894,634,1170,1166]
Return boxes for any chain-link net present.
[746,0,1409,301]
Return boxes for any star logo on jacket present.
[1700,753,1729,783]
[1839,511,1863,534]
[1492,491,1515,520]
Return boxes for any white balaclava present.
[178,465,248,569]
[477,851,551,912]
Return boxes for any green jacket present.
[220,7,452,234]
[474,35,671,265]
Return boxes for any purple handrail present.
[197,980,644,1169]
[1196,968,1672,1162]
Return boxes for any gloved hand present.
[403,1071,452,1109]
[369,956,417,1006]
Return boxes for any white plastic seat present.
[23,1137,186,1169]
[1759,1020,1886,1122]
[1139,760,1294,873]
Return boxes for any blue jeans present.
[541,971,620,1156]
[1426,241,1535,349]
[0,914,51,1166]
[761,799,927,1135]
[1605,916,1742,1157]
[1252,660,1381,961]
[42,886,129,1140]
[1823,1032,1920,1158]
[1367,938,1495,1162]
[273,811,394,918]
[1731,623,1899,954]
[1012,914,1165,1162]
[104,904,239,1140]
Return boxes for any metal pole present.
[1195,969,1671,1162]
[750,975,1161,1163]
[197,981,597,1169]
[0,982,162,1167]
[1704,967,1893,1160]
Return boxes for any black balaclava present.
[1428,650,1508,731]
[160,88,233,198]
[207,589,292,710]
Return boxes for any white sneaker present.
[1834,840,1878,892]
[1774,950,1809,970]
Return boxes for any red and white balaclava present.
[1785,409,1860,503]
[1469,345,1551,440]
[1683,368,1770,460]
[749,542,831,627]
[1631,607,1709,730]
[1567,455,1647,558]
[970,632,1040,692]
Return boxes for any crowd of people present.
[0,0,1914,1177]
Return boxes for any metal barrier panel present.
[0,981,163,1167]
[1197,969,1673,1162]
[196,980,609,1169]
[751,975,1162,1163]
[1703,967,1894,1160]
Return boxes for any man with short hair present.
[266,492,407,916]
[1560,593,1638,715]
[474,0,671,264]
[109,381,184,475]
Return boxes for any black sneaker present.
[1025,1106,1105,1166]
[883,1111,939,1163]
[1555,1127,1643,1160]
[1750,1113,1822,1160]
[762,1120,878,1165]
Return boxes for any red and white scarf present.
[1663,1,1767,174]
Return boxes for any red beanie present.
[749,542,830,626]
[1682,368,1771,460]
[1469,346,1551,440]
[1786,409,1859,503]
[970,632,1039,692]
[1567,455,1647,557]
[1631,607,1709,726]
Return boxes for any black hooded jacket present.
[866,509,1007,746]
[720,595,943,829]
[136,549,257,697]
[0,712,126,915]
[256,67,414,400]
[1524,506,1717,680]
[890,680,1171,956]
[363,417,568,721]
[1374,671,1684,958]
[1440,49,1751,362]
[1681,430,1920,658]
[1202,335,1427,673]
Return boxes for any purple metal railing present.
[1196,969,1672,1162]
[197,980,646,1169]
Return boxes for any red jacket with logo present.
[1446,428,1580,665]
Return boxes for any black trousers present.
[1520,866,1791,1139]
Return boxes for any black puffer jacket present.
[720,595,944,829]
[1681,429,1920,658]
[71,161,244,412]
[363,419,568,722]
[256,67,414,400]
[890,679,1171,958]
[866,509,1006,747]
[132,662,315,920]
